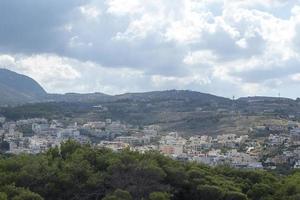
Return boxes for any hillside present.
[0,68,47,105]
[114,90,230,103]
[1,69,300,135]
[2,93,300,136]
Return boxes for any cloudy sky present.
[1,0,300,98]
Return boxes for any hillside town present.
[1,116,300,171]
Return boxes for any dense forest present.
[0,141,300,200]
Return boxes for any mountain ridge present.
[0,68,297,106]
[2,68,300,135]
[0,68,234,106]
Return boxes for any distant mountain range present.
[0,68,233,106]
[0,68,298,107]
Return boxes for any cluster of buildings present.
[156,132,263,169]
[0,117,89,154]
[1,115,300,170]
[98,125,160,152]
[262,127,300,169]
[0,117,159,155]
[98,126,300,170]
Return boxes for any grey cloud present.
[0,0,300,98]
[0,0,86,53]
[230,58,300,83]
[189,22,266,62]
[0,0,268,75]
[0,0,189,76]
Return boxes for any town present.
[1,115,300,171]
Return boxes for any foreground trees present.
[0,141,299,200]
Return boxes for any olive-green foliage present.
[102,189,132,200]
[197,185,224,200]
[149,192,171,200]
[224,191,248,200]
[149,192,170,200]
[0,185,43,200]
[0,192,7,200]
[0,141,297,200]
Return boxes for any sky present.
[1,0,300,98]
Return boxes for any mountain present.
[114,90,230,103]
[0,68,47,105]
[0,68,232,106]
[2,69,300,135]
[0,69,114,105]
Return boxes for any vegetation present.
[0,102,94,121]
[0,141,299,200]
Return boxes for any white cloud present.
[290,73,300,82]
[106,0,143,16]
[80,5,101,20]
[183,50,218,66]
[2,0,300,98]
[0,54,149,94]
[0,55,15,66]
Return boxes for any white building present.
[57,128,80,139]
[159,132,186,156]
[32,123,49,134]
[83,121,106,129]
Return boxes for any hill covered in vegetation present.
[0,69,47,105]
[2,94,300,136]
[2,69,300,135]
[0,141,300,200]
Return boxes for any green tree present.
[149,192,170,200]
[60,140,81,159]
[247,183,274,200]
[12,191,43,200]
[197,185,224,200]
[224,191,248,200]
[1,185,43,200]
[0,193,7,200]
[102,189,132,200]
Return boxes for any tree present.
[0,185,43,200]
[12,191,43,200]
[197,185,224,200]
[0,193,7,200]
[288,194,300,200]
[60,140,81,159]
[224,191,248,200]
[247,183,274,200]
[149,192,170,200]
[0,142,292,200]
[102,189,132,200]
